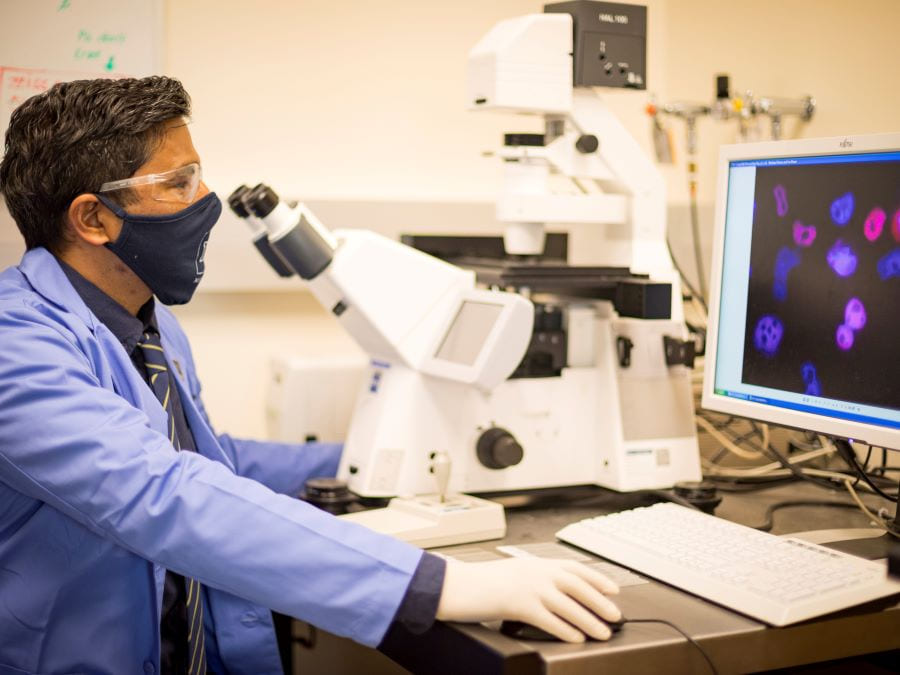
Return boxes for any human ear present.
[66,194,122,246]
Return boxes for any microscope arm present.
[239,184,534,392]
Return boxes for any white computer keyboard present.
[556,502,900,626]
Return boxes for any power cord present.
[667,238,708,314]
[749,499,864,532]
[833,439,898,503]
[623,618,718,675]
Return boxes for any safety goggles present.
[98,162,203,204]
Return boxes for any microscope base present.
[337,494,506,549]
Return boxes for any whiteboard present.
[0,0,163,266]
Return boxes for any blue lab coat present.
[0,248,424,675]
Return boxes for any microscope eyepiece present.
[246,183,280,218]
[227,185,252,218]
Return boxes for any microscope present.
[231,183,531,546]
[233,1,702,546]
[401,0,702,492]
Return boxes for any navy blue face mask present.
[96,192,222,305]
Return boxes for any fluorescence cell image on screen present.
[741,159,900,410]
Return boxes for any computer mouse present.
[500,616,624,642]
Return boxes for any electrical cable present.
[841,479,900,538]
[701,475,800,492]
[687,168,708,303]
[753,440,846,492]
[666,239,708,313]
[834,440,898,503]
[701,444,835,478]
[749,499,866,532]
[696,415,763,460]
[623,618,717,675]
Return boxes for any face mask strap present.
[94,193,128,219]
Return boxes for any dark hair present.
[0,76,191,252]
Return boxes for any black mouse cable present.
[621,618,718,675]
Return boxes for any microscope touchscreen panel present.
[435,301,504,366]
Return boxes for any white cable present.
[842,479,899,539]
[701,445,836,477]
[696,415,763,460]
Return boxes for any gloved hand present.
[435,558,621,642]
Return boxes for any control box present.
[544,1,647,89]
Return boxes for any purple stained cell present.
[754,315,784,356]
[893,209,900,242]
[826,239,858,277]
[863,207,886,242]
[830,192,855,226]
[792,220,817,247]
[844,297,867,331]
[835,323,854,351]
[773,247,801,300]
[774,184,789,217]
[805,378,822,396]
[877,248,900,280]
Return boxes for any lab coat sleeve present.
[157,307,343,495]
[0,307,422,647]
[217,435,342,497]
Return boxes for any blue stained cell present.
[877,248,900,280]
[801,362,817,384]
[773,247,801,300]
[826,239,858,278]
[754,315,784,356]
[830,192,855,226]
[801,362,821,396]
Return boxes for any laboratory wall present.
[162,0,896,438]
[661,0,900,289]
[168,0,673,439]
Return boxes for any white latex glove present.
[435,558,621,642]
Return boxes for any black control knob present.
[575,134,599,154]
[301,477,357,515]
[673,481,722,515]
[476,427,524,470]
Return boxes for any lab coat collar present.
[18,247,101,331]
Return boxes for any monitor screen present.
[703,134,900,451]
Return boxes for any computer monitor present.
[702,132,900,454]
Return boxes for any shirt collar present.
[57,259,157,354]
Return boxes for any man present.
[0,76,621,674]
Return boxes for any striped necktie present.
[137,330,206,675]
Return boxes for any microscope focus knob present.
[575,134,599,154]
[476,427,524,470]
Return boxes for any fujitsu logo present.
[839,138,853,148]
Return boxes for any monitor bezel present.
[702,132,900,452]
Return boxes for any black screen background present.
[740,160,900,411]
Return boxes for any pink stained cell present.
[792,220,817,247]
[835,323,854,351]
[893,209,900,242]
[844,297,867,331]
[774,185,789,217]
[864,207,886,242]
